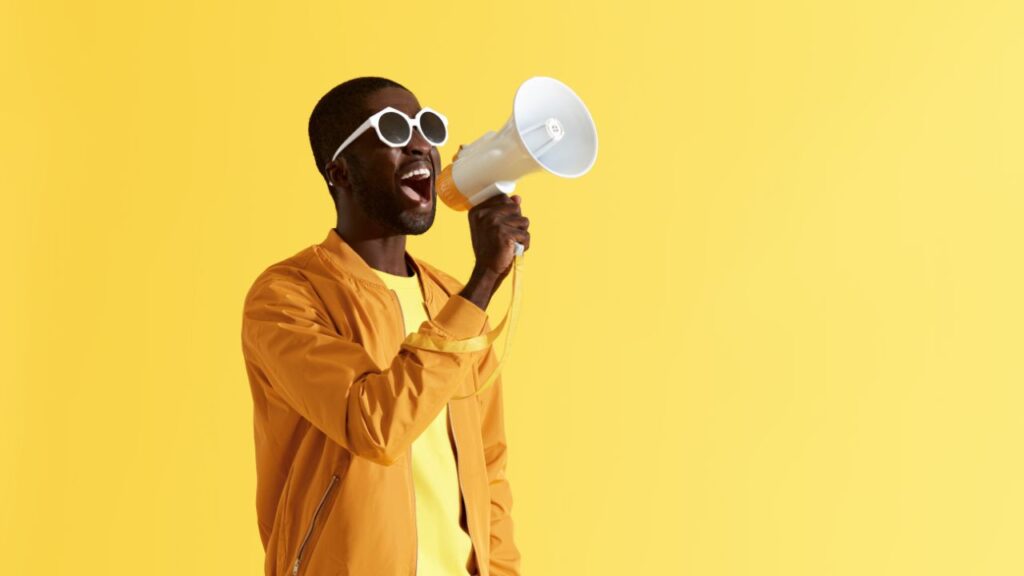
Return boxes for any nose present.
[403,126,432,157]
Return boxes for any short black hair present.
[308,76,409,200]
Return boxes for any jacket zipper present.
[390,288,419,576]
[292,474,340,576]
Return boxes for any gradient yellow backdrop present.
[3,0,1022,574]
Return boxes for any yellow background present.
[3,0,1022,574]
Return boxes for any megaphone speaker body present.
[437,76,598,212]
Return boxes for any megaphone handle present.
[468,181,517,206]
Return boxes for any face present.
[328,87,442,236]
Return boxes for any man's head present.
[308,77,440,236]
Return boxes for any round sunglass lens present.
[419,111,447,144]
[378,111,411,145]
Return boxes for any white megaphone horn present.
[437,77,598,255]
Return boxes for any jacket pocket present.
[291,474,340,576]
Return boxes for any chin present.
[402,218,434,236]
[397,208,435,235]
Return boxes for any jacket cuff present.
[431,294,489,340]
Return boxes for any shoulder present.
[243,246,320,307]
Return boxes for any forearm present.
[459,265,502,312]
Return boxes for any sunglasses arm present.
[330,116,376,163]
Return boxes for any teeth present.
[399,167,431,181]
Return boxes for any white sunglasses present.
[329,106,449,165]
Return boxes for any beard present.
[346,155,435,236]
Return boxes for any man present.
[241,76,527,576]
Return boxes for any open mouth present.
[398,166,433,204]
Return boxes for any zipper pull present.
[292,559,301,576]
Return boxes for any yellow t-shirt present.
[373,261,475,576]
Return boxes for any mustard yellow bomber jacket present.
[241,228,521,576]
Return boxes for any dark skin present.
[324,87,530,311]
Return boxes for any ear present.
[325,157,351,191]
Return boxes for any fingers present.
[489,208,529,233]
[491,195,526,218]
[503,224,531,251]
[497,196,529,249]
[471,194,527,224]
[506,215,529,230]
[467,192,531,256]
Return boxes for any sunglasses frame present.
[329,106,449,165]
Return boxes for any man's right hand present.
[458,193,530,312]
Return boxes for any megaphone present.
[437,77,599,248]
[406,77,597,401]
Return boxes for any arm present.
[477,342,522,576]
[241,268,490,467]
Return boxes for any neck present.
[334,224,411,277]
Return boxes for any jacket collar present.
[317,228,437,305]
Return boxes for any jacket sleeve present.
[477,340,522,576]
[241,268,490,467]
